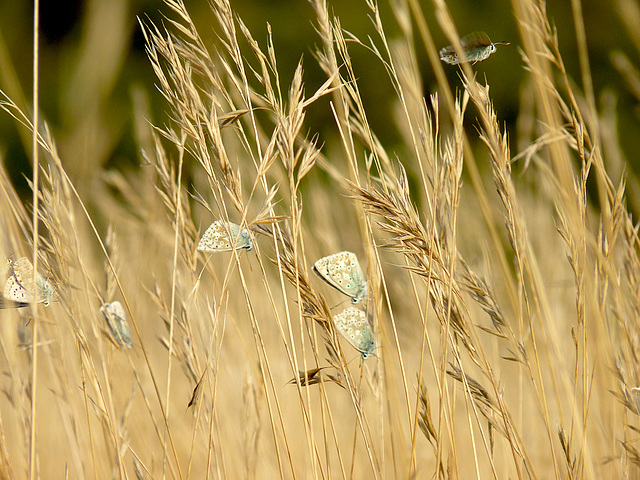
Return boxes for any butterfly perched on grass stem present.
[100,301,133,349]
[197,220,253,252]
[333,307,375,359]
[439,32,509,65]
[3,257,54,306]
[313,251,368,304]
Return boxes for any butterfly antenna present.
[345,354,360,368]
[369,346,381,359]
[331,298,348,310]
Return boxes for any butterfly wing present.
[12,257,36,291]
[13,257,54,306]
[333,307,375,359]
[438,41,459,64]
[440,32,495,64]
[5,258,36,303]
[198,221,253,252]
[460,31,492,49]
[101,301,133,348]
[4,257,54,306]
[4,274,34,303]
[313,251,367,303]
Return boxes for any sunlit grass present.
[0,0,639,478]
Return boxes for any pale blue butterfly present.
[198,220,253,252]
[439,32,509,65]
[101,301,133,349]
[4,257,54,306]
[333,307,375,359]
[313,251,368,304]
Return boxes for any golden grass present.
[0,0,638,477]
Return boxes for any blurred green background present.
[0,0,638,198]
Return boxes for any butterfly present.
[333,307,375,359]
[313,251,368,304]
[439,32,509,65]
[3,257,54,306]
[197,220,253,252]
[100,301,133,349]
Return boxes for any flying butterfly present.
[333,307,375,359]
[3,257,54,306]
[197,220,253,252]
[313,251,368,304]
[439,32,509,65]
[100,301,133,349]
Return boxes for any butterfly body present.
[4,257,54,306]
[333,307,375,359]
[198,221,253,252]
[313,251,367,304]
[101,301,133,348]
[439,32,509,65]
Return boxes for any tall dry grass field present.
[0,0,639,478]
